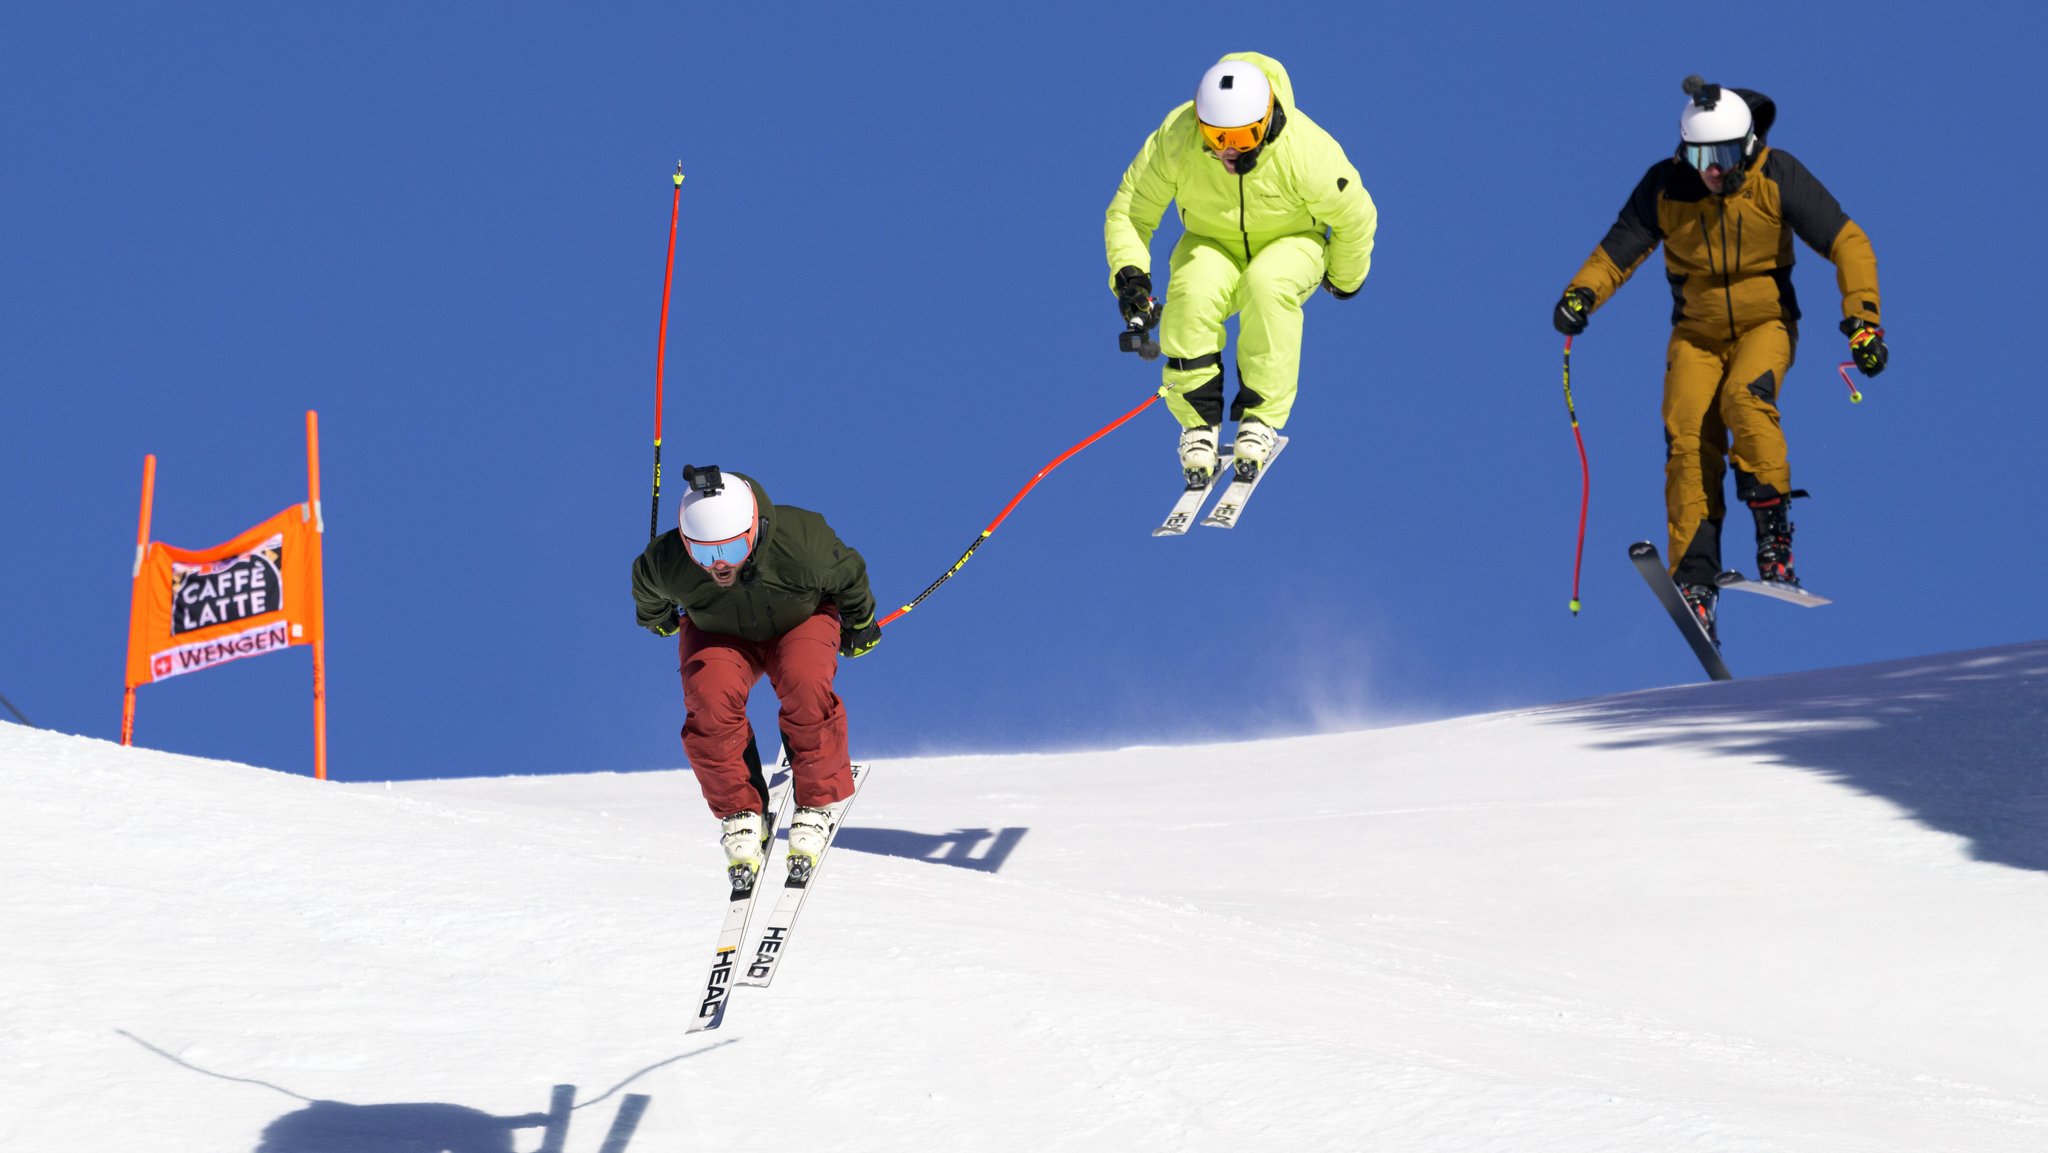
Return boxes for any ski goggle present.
[685,532,752,568]
[1198,113,1270,154]
[1683,140,1747,174]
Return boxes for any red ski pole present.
[1836,360,1864,404]
[649,163,684,541]
[879,388,1166,628]
[1562,336,1591,615]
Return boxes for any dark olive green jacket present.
[630,474,875,641]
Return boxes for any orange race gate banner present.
[125,504,324,687]
[122,411,329,778]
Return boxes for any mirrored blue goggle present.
[1683,141,1746,174]
[686,534,752,567]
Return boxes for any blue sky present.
[3,2,2041,780]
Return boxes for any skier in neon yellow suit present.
[1106,52,1378,486]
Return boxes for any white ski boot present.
[786,804,842,884]
[1232,419,1280,481]
[1178,424,1220,489]
[720,810,767,886]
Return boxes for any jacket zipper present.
[1711,203,1738,341]
[1237,173,1251,261]
[1720,213,1737,340]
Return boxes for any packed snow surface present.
[6,642,2048,1151]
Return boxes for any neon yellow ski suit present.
[1105,52,1378,431]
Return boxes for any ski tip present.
[1627,541,1660,559]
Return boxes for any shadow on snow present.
[117,1029,721,1153]
[753,737,1029,873]
[833,825,1029,873]
[1555,639,2048,872]
[254,1086,645,1153]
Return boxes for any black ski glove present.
[1321,274,1360,300]
[1114,266,1158,330]
[1841,318,1888,377]
[1552,287,1594,336]
[839,616,881,659]
[651,611,680,638]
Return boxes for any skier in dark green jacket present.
[631,466,879,883]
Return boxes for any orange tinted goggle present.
[1199,115,1269,154]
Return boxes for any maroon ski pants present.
[678,607,854,817]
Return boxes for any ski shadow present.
[254,1086,648,1153]
[834,826,1029,874]
[1555,640,2048,872]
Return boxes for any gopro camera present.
[1118,325,1160,360]
[682,463,725,497]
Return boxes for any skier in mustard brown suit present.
[1552,76,1888,645]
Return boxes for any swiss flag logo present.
[152,655,172,678]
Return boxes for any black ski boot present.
[1748,494,1798,586]
[1679,582,1720,647]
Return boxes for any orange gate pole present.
[122,455,157,746]
[306,412,327,780]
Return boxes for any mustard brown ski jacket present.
[1105,52,1377,294]
[1567,92,1879,344]
[630,474,875,641]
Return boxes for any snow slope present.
[6,641,2048,1152]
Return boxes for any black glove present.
[839,616,881,659]
[1841,318,1887,377]
[1552,287,1594,336]
[1321,274,1360,300]
[1114,266,1157,330]
[651,611,680,639]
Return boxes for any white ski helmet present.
[679,469,758,566]
[1679,79,1753,145]
[1678,75,1756,183]
[1194,60,1274,152]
